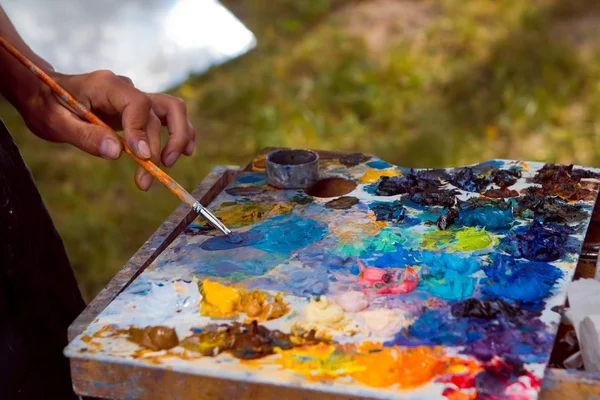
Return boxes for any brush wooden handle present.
[0,35,233,235]
[0,35,197,206]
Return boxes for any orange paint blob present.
[275,342,466,390]
[352,345,445,389]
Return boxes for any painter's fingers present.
[134,111,162,191]
[42,104,122,159]
[78,70,153,160]
[149,93,196,167]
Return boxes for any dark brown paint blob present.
[128,326,179,350]
[325,196,359,209]
[304,178,357,198]
[339,153,371,167]
[180,321,325,360]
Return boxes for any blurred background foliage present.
[2,0,600,300]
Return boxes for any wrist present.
[10,67,58,120]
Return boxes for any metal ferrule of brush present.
[192,202,231,235]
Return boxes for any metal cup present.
[265,149,319,189]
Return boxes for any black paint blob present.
[449,167,493,193]
[374,170,458,208]
[451,298,522,320]
[516,192,588,224]
[436,207,459,230]
[491,168,521,188]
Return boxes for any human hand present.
[18,70,196,191]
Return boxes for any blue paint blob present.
[237,174,265,184]
[247,265,329,296]
[418,252,480,300]
[363,183,378,195]
[200,232,263,251]
[482,253,563,303]
[371,246,417,268]
[481,160,506,168]
[227,233,244,244]
[250,214,328,254]
[202,215,327,254]
[369,201,405,222]
[499,220,574,262]
[387,309,481,346]
[366,159,393,170]
[456,200,514,230]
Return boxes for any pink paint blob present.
[357,258,394,287]
[376,266,419,295]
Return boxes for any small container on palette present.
[265,149,319,189]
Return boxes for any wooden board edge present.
[69,360,600,400]
[70,357,368,400]
[541,368,600,399]
[68,165,241,341]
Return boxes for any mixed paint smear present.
[65,157,600,400]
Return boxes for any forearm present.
[0,6,54,112]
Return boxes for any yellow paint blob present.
[200,280,289,320]
[276,344,365,380]
[200,280,242,317]
[359,168,401,184]
[304,296,345,325]
[240,290,288,321]
[452,227,492,251]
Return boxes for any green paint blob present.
[368,229,403,253]
[452,227,492,251]
[334,229,403,257]
[421,227,492,252]
[421,230,455,251]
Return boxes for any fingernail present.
[140,173,153,191]
[137,140,151,159]
[185,141,195,156]
[99,139,121,160]
[164,152,180,168]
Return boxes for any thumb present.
[54,110,123,159]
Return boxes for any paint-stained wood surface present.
[67,148,600,400]
[68,166,240,341]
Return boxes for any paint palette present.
[65,156,600,400]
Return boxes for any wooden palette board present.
[66,149,600,400]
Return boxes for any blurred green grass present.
[2,0,600,300]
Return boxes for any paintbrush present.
[0,35,234,237]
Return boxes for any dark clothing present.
[0,120,85,399]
